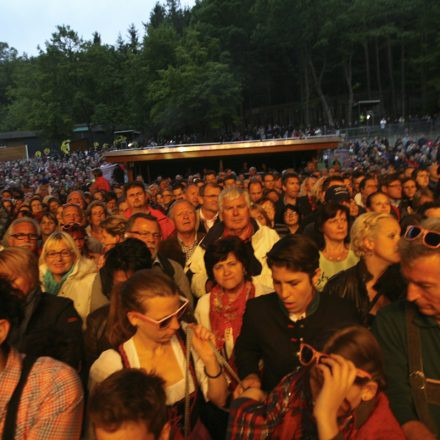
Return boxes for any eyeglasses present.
[46,250,73,259]
[129,230,161,239]
[404,225,440,248]
[62,223,84,232]
[297,342,372,380]
[10,233,39,241]
[131,296,189,329]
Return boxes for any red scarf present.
[209,281,255,353]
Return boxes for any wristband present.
[204,365,223,379]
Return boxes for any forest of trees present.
[0,0,439,143]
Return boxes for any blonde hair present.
[39,231,80,265]
[350,212,396,257]
[0,247,39,292]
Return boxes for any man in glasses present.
[234,235,360,393]
[4,217,40,255]
[126,213,193,309]
[373,218,440,439]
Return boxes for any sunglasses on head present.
[297,342,372,380]
[132,296,189,329]
[404,225,440,249]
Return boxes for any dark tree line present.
[0,0,439,143]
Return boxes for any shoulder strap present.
[405,303,438,436]
[2,355,37,440]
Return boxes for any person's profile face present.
[403,254,440,322]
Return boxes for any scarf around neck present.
[43,266,74,296]
[209,280,255,353]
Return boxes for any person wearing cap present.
[372,218,440,439]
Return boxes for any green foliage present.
[0,0,439,141]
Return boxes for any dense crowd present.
[0,139,439,440]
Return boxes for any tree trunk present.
[375,38,383,114]
[387,36,396,116]
[308,55,334,127]
[400,40,405,118]
[363,41,371,99]
[343,54,354,126]
[303,54,311,127]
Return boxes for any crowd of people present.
[0,141,439,439]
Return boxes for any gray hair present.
[399,217,440,266]
[3,217,41,246]
[168,199,195,219]
[218,186,251,213]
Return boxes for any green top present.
[372,300,440,433]
[316,249,359,291]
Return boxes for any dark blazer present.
[196,209,220,235]
[8,292,83,371]
[234,292,360,392]
[159,231,205,268]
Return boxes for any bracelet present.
[204,365,223,379]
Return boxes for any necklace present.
[323,247,348,262]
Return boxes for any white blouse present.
[89,335,209,404]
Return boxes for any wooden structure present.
[103,136,342,180]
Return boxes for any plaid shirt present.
[227,369,404,440]
[227,369,315,439]
[228,368,356,440]
[0,348,84,439]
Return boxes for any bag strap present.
[2,355,37,440]
[405,303,438,436]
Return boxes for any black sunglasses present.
[404,225,440,249]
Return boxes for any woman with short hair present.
[195,236,270,362]
[86,201,108,242]
[314,203,359,291]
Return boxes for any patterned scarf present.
[209,280,255,353]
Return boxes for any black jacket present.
[84,304,111,368]
[8,292,84,370]
[234,292,360,392]
[323,261,406,326]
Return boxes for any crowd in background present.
[0,136,439,439]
